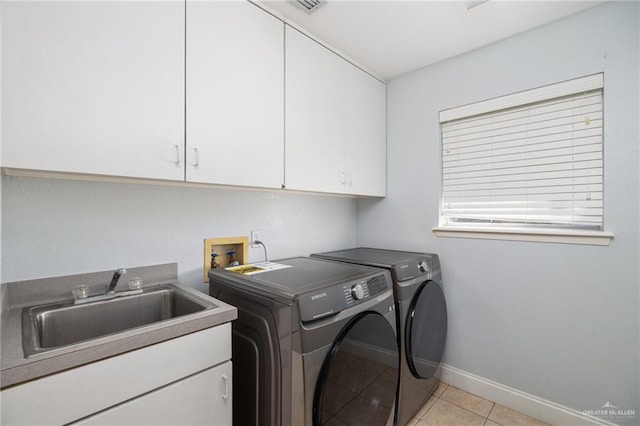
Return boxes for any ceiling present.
[260,0,607,80]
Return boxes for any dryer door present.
[406,280,447,379]
[313,312,399,426]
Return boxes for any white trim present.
[431,226,614,246]
[0,168,373,199]
[438,363,618,426]
[439,73,603,122]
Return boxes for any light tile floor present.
[407,382,551,426]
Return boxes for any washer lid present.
[313,247,418,268]
[211,257,384,299]
[312,247,438,281]
[210,257,393,322]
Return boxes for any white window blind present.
[439,74,604,230]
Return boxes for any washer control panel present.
[298,272,391,322]
[345,274,388,304]
[394,254,439,282]
[351,282,365,300]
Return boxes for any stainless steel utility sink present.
[22,284,218,357]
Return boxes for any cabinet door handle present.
[221,374,229,400]
[339,170,346,184]
[173,144,181,166]
[347,172,353,186]
[192,147,199,168]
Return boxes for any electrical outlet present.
[251,230,262,248]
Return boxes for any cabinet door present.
[285,26,386,196]
[1,1,185,180]
[186,1,284,189]
[342,67,387,197]
[284,26,348,194]
[73,361,232,426]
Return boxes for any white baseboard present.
[438,364,617,426]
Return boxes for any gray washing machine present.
[311,248,447,426]
[209,257,399,426]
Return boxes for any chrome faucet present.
[73,268,142,305]
[105,268,126,294]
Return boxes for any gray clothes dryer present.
[209,257,400,426]
[311,248,447,426]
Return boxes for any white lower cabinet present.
[73,361,232,426]
[0,325,232,426]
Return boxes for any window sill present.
[431,226,614,246]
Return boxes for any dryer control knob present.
[418,261,429,273]
[351,283,365,300]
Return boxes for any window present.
[434,74,613,245]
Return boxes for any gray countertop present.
[0,263,237,389]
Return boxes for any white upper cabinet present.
[186,1,284,189]
[285,26,386,196]
[341,62,387,197]
[1,1,185,180]
[1,1,385,196]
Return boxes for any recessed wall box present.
[203,236,249,282]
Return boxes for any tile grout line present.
[480,402,497,426]
[417,395,486,426]
[416,395,438,424]
[438,386,496,423]
[485,403,497,425]
[417,382,449,423]
[440,397,493,424]
[412,382,551,426]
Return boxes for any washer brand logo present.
[311,292,328,301]
[400,264,409,269]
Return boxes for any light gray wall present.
[358,1,639,420]
[637,2,640,415]
[2,176,357,293]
